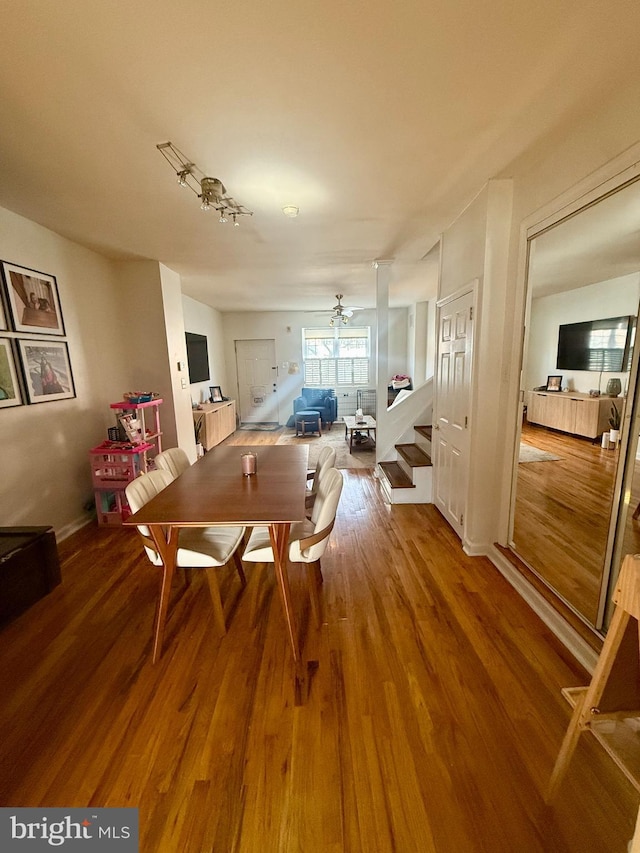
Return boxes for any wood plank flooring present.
[513,423,627,624]
[1,431,638,851]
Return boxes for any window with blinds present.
[303,327,370,387]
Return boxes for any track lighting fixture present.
[157,141,253,224]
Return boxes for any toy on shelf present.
[110,398,163,457]
[89,398,164,527]
[89,441,154,526]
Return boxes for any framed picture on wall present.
[2,261,65,335]
[17,338,75,403]
[0,337,23,408]
[0,289,7,331]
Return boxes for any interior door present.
[433,289,474,537]
[235,339,279,423]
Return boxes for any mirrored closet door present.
[510,175,640,631]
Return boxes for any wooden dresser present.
[525,391,622,439]
[193,400,237,450]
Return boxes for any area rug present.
[238,422,280,431]
[276,426,376,469]
[519,443,561,463]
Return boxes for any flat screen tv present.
[556,315,635,372]
[185,332,210,383]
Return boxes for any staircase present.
[378,425,433,504]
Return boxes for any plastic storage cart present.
[90,441,154,526]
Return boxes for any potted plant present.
[194,413,205,457]
[609,402,621,445]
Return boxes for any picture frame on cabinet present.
[210,385,223,403]
[546,375,563,392]
[0,337,24,408]
[1,261,65,335]
[17,338,75,403]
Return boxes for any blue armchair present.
[293,388,338,429]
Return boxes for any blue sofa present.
[293,388,338,429]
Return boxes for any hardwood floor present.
[513,423,638,625]
[1,434,638,851]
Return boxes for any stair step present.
[415,424,432,441]
[396,443,432,467]
[379,461,415,489]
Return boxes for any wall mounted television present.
[185,332,210,383]
[556,315,635,372]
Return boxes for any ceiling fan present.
[329,294,362,326]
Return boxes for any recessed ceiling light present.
[282,205,299,218]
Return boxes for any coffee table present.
[343,415,376,452]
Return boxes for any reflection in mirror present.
[511,178,640,628]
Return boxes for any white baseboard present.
[56,513,93,542]
[488,544,599,674]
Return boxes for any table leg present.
[269,523,308,703]
[148,524,179,663]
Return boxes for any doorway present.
[433,286,475,537]
[235,339,279,424]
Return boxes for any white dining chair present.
[305,445,336,512]
[242,467,343,626]
[154,447,191,478]
[125,469,246,657]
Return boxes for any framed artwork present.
[0,291,7,331]
[546,374,563,392]
[17,338,75,403]
[210,385,223,402]
[0,337,23,408]
[2,261,65,335]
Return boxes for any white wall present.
[438,179,513,553]
[182,295,229,406]
[492,90,640,548]
[526,274,640,394]
[0,207,130,537]
[160,265,197,459]
[0,211,197,536]
[220,308,410,424]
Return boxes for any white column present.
[374,260,393,459]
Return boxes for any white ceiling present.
[0,1,639,313]
[528,178,640,297]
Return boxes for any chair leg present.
[152,562,175,664]
[205,569,227,637]
[233,550,247,586]
[306,559,323,628]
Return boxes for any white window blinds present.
[303,327,370,387]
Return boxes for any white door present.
[433,288,475,538]
[235,339,279,423]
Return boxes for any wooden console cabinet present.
[0,527,61,625]
[193,400,237,450]
[526,391,622,439]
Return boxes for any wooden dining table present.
[124,443,311,698]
